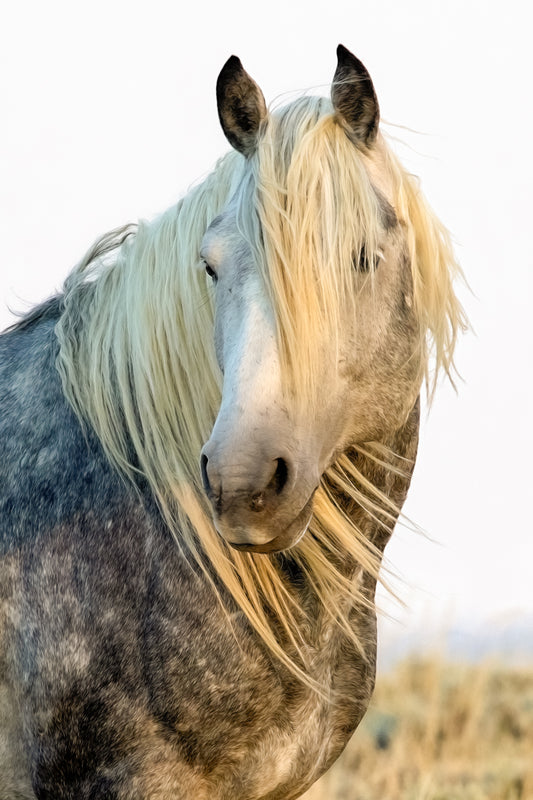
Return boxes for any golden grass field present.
[302,657,533,800]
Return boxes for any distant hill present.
[377,612,533,669]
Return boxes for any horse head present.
[200,46,425,553]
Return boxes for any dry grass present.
[302,657,533,800]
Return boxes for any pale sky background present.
[1,1,532,656]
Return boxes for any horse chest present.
[138,629,368,800]
[138,565,373,799]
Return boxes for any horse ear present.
[216,56,267,157]
[331,44,380,147]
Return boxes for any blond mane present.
[55,96,466,687]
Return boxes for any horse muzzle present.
[200,443,318,552]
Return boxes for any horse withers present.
[0,46,465,799]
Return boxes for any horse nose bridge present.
[201,348,291,503]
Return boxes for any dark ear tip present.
[218,55,243,83]
[226,55,242,69]
[336,44,349,60]
[217,56,245,105]
[335,44,365,72]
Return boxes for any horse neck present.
[342,397,419,587]
[345,396,420,554]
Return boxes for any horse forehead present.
[203,212,251,268]
[374,185,398,231]
[205,213,226,234]
[203,210,238,246]
[365,143,397,204]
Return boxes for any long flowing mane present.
[54,96,466,685]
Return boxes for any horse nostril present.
[200,453,211,495]
[270,457,289,496]
[249,459,289,513]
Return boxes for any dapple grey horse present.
[0,45,464,799]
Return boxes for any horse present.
[0,45,466,799]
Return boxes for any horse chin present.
[225,498,314,554]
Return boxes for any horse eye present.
[203,260,218,283]
[353,245,381,272]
